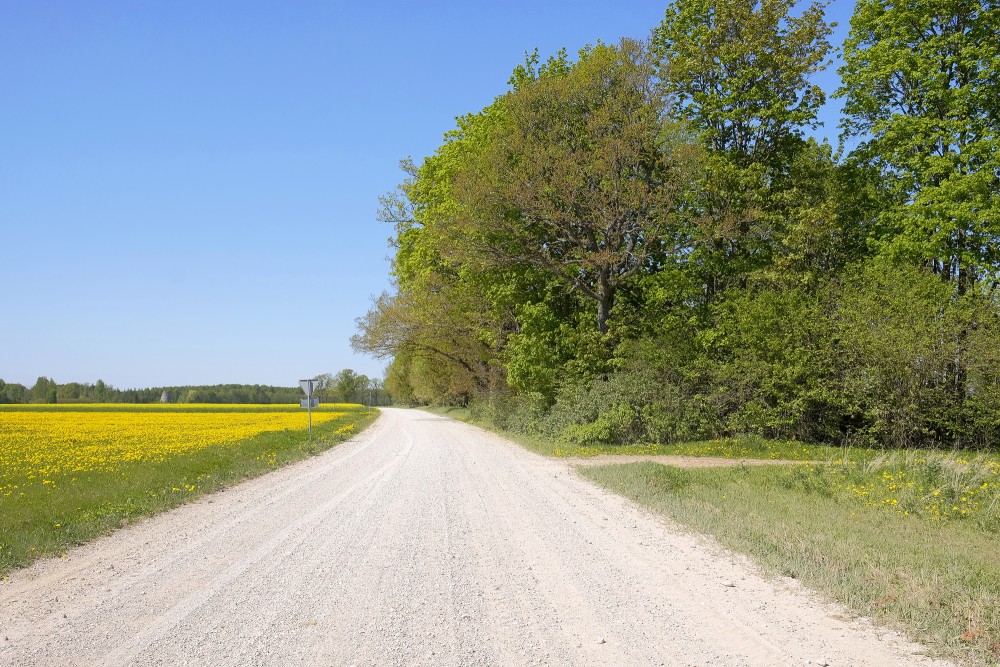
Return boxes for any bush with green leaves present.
[835,261,1000,449]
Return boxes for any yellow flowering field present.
[0,403,358,412]
[0,408,348,497]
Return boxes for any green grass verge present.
[0,406,377,577]
[545,434,860,460]
[580,458,1000,667]
[424,405,869,462]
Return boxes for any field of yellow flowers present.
[0,405,348,496]
[0,403,374,575]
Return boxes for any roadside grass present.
[423,404,867,462]
[546,434,863,461]
[580,453,1000,667]
[0,405,376,577]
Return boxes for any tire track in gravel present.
[1,408,957,667]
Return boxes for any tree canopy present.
[354,0,1000,450]
[838,0,1000,288]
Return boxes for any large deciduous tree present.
[651,0,836,290]
[448,39,702,334]
[838,0,1000,289]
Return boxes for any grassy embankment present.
[421,405,999,666]
[0,404,376,576]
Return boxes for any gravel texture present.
[1,408,956,666]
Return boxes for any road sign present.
[299,379,320,441]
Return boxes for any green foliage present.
[503,302,572,399]
[836,260,1000,448]
[360,0,1000,452]
[176,385,302,404]
[449,38,702,334]
[0,380,28,404]
[703,282,842,441]
[652,0,841,298]
[653,0,833,167]
[467,392,550,433]
[30,377,58,404]
[559,404,644,447]
[0,379,305,405]
[838,0,1000,286]
[352,284,498,404]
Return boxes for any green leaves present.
[653,0,833,167]
[651,0,841,296]
[838,0,1000,286]
[450,39,699,334]
[357,0,1000,449]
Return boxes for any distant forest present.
[0,369,387,405]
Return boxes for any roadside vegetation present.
[425,404,850,459]
[0,404,376,576]
[581,454,1000,667]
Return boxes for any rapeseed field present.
[0,407,345,496]
[0,404,374,574]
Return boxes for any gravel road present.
[1,408,955,667]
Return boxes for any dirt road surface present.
[1,408,954,667]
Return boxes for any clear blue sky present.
[1,0,854,390]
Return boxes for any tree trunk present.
[596,272,614,335]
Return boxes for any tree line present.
[0,370,388,405]
[353,0,1000,450]
[312,369,389,406]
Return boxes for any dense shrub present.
[469,262,1000,451]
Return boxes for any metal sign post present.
[299,379,320,442]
